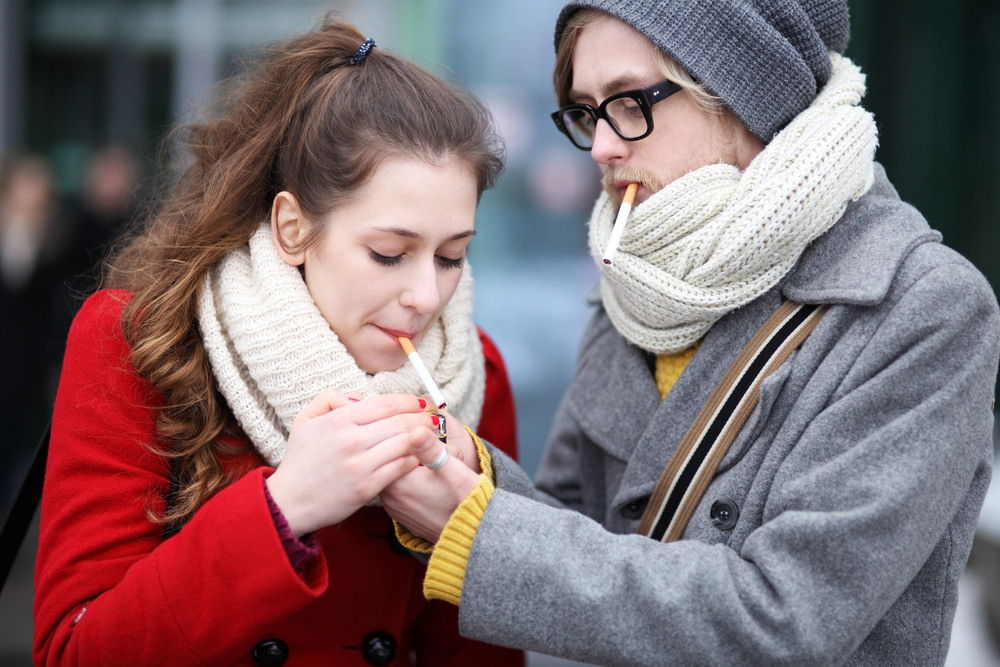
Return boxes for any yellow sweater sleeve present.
[392,428,495,558]
[423,473,495,604]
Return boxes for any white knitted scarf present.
[197,224,485,467]
[589,53,878,354]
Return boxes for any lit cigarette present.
[398,336,447,409]
[602,182,638,265]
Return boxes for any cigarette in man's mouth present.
[397,336,447,409]
[602,182,638,265]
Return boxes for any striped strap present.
[637,301,828,542]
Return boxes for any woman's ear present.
[271,191,307,266]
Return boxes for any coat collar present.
[781,162,941,306]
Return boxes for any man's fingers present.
[410,431,452,471]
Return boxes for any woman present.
[33,16,522,667]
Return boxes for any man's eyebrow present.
[599,74,648,99]
[371,227,476,242]
[569,74,648,104]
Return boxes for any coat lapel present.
[609,290,784,508]
[563,318,660,463]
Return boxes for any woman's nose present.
[399,261,442,314]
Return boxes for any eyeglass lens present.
[558,95,649,148]
[559,108,598,148]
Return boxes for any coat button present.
[252,639,289,666]
[710,498,739,530]
[361,630,397,666]
[620,497,649,520]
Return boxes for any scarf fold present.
[197,224,485,467]
[589,53,878,354]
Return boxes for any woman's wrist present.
[263,476,321,569]
[264,470,314,538]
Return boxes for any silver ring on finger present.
[425,446,450,471]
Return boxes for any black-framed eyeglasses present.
[551,79,682,151]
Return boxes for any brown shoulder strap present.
[637,301,828,542]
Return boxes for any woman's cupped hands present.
[265,388,443,537]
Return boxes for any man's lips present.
[615,181,642,202]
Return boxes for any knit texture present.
[589,53,877,355]
[655,344,699,400]
[263,476,320,572]
[424,474,495,605]
[393,427,495,555]
[197,224,486,467]
[554,0,851,141]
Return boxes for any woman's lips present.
[380,326,419,342]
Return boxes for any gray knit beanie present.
[553,0,851,142]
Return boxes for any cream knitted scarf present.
[197,224,485,467]
[589,53,878,354]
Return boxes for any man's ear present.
[271,191,307,266]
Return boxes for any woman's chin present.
[354,350,408,375]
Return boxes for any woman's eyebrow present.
[371,227,476,242]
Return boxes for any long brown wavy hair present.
[103,14,505,530]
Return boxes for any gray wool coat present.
[460,164,1000,666]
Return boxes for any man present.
[383,1,1000,664]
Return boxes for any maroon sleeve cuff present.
[262,478,321,573]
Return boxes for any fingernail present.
[349,397,360,402]
[431,414,439,426]
[418,398,427,409]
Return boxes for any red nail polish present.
[418,398,427,409]
[349,397,360,402]
[431,414,439,426]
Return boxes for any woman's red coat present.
[33,290,524,666]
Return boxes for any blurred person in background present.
[383,1,1000,664]
[63,144,141,296]
[0,153,68,519]
[33,16,523,667]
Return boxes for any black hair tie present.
[350,38,376,65]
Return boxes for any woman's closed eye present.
[369,250,403,267]
[436,255,465,270]
[368,249,465,270]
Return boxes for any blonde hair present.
[553,9,729,117]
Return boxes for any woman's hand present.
[265,389,437,537]
[380,430,481,543]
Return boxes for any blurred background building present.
[0,1,998,665]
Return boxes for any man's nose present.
[588,118,627,165]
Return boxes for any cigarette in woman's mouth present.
[397,336,447,409]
